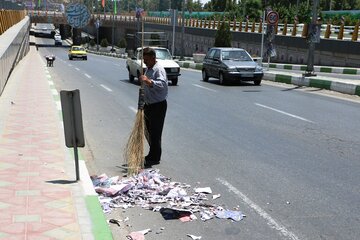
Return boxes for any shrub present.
[89,39,96,47]
[118,38,127,48]
[214,21,232,47]
[100,38,109,47]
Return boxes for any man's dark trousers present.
[144,100,167,163]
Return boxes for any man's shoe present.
[144,160,160,168]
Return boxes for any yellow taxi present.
[68,45,87,60]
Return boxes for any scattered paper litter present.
[126,231,145,240]
[91,169,245,224]
[194,187,212,194]
[187,234,202,239]
[215,209,245,221]
[137,228,151,235]
[212,194,221,200]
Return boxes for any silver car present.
[202,47,263,85]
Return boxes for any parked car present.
[68,45,87,60]
[126,47,181,85]
[202,47,263,85]
[54,33,62,46]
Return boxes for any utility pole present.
[304,0,319,77]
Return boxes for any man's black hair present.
[143,47,156,58]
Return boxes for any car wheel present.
[69,56,72,60]
[219,72,226,85]
[254,77,262,86]
[84,56,87,60]
[172,78,178,86]
[202,69,209,82]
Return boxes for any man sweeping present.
[139,47,168,168]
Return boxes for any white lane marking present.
[75,67,80,71]
[51,89,58,96]
[84,73,91,79]
[56,101,61,111]
[100,84,112,92]
[129,106,137,113]
[192,84,217,92]
[255,103,313,123]
[217,178,300,240]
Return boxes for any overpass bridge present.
[27,10,360,67]
[1,9,360,69]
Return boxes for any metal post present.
[171,9,176,56]
[304,0,319,77]
[112,12,115,51]
[96,18,99,51]
[260,11,265,66]
[180,0,185,61]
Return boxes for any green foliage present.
[271,2,311,23]
[117,38,127,48]
[100,38,109,48]
[214,21,232,47]
[89,39,96,47]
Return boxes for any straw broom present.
[124,9,146,175]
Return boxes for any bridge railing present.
[27,10,359,42]
[0,10,26,35]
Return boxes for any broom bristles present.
[124,110,146,175]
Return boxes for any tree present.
[214,21,232,47]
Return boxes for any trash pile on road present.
[91,169,245,223]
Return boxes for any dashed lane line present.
[100,84,113,92]
[129,106,137,113]
[255,103,314,123]
[192,84,217,92]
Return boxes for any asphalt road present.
[38,46,360,240]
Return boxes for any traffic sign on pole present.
[267,11,279,25]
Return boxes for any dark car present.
[202,47,263,85]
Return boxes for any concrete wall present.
[0,16,30,96]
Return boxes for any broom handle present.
[140,15,144,76]
[138,11,146,110]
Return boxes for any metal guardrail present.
[27,10,360,42]
[0,10,26,35]
[0,16,30,96]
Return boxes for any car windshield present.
[73,47,84,51]
[155,49,172,60]
[222,50,252,61]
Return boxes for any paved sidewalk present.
[0,47,112,239]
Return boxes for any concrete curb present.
[263,63,360,75]
[264,72,360,96]
[175,60,360,97]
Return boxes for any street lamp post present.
[111,11,115,51]
[171,9,176,56]
[304,0,319,77]
[180,0,185,61]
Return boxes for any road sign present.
[267,11,279,25]
[65,3,90,29]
